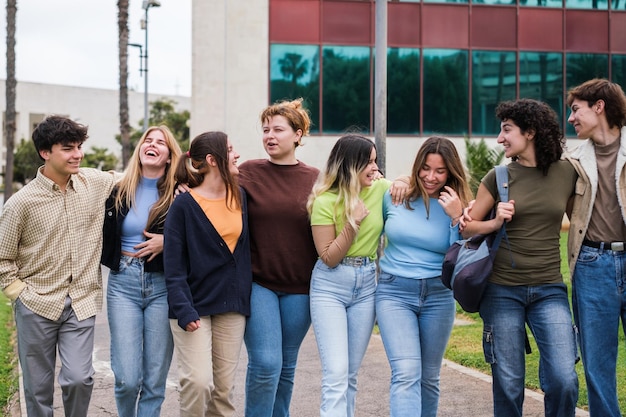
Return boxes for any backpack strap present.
[491,165,509,255]
[495,165,509,203]
[492,165,514,268]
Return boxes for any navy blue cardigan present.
[163,188,252,330]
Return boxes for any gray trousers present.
[15,297,95,417]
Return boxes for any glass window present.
[565,0,608,9]
[387,48,420,134]
[519,0,563,7]
[270,44,320,133]
[322,46,371,133]
[473,0,516,5]
[566,53,609,135]
[423,0,469,3]
[422,49,469,135]
[519,52,564,126]
[612,0,626,9]
[472,51,517,135]
[612,54,626,89]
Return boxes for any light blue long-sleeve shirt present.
[379,193,461,279]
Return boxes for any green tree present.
[81,147,119,171]
[13,138,41,185]
[465,137,505,195]
[117,98,190,151]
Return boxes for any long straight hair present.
[175,131,241,210]
[307,135,375,230]
[115,125,182,229]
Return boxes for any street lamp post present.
[141,0,161,131]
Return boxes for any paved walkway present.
[19,273,590,416]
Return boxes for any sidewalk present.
[21,273,590,416]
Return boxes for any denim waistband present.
[340,256,372,267]
[120,254,144,265]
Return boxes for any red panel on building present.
[566,10,608,52]
[270,0,321,43]
[388,3,421,47]
[421,4,469,49]
[471,6,517,49]
[610,12,626,53]
[518,8,563,51]
[321,1,372,45]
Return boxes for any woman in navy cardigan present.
[164,131,252,417]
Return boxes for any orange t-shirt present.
[190,190,242,253]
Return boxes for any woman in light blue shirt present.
[376,136,472,417]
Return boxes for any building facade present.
[0,80,190,184]
[191,0,623,178]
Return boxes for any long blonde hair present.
[307,135,375,230]
[115,125,182,229]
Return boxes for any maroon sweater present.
[238,159,319,294]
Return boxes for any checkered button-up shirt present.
[0,167,116,321]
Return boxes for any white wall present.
[0,80,190,181]
[190,0,269,162]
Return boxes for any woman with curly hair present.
[462,99,579,417]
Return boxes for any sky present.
[0,0,192,97]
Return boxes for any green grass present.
[446,232,626,411]
[0,295,18,416]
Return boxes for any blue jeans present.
[572,244,626,417]
[107,256,174,417]
[309,259,377,417]
[479,282,578,417]
[244,282,311,417]
[375,274,455,417]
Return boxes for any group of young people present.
[0,77,625,417]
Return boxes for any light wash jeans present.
[375,274,455,417]
[107,256,174,417]
[309,258,377,417]
[572,244,626,417]
[244,282,311,417]
[479,282,579,417]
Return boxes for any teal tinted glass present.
[322,46,371,133]
[422,49,469,135]
[423,0,468,3]
[566,53,609,135]
[270,44,320,133]
[565,0,608,9]
[612,55,626,90]
[519,52,564,126]
[472,51,517,135]
[519,0,563,7]
[388,48,420,134]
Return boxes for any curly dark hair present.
[495,99,564,176]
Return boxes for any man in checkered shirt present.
[0,115,118,417]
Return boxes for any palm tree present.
[279,53,307,97]
[4,0,17,199]
[118,0,132,168]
